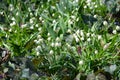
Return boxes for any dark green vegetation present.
[0,0,120,80]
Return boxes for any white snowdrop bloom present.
[52,20,56,24]
[103,21,108,26]
[9,4,14,11]
[9,28,12,32]
[86,33,90,37]
[0,11,4,15]
[86,0,91,3]
[30,25,34,29]
[98,35,102,40]
[67,29,72,33]
[71,15,76,19]
[91,33,95,37]
[35,24,39,27]
[36,46,41,51]
[103,42,111,50]
[76,18,79,22]
[73,34,77,38]
[84,5,87,9]
[56,37,60,42]
[36,52,40,56]
[34,39,38,43]
[42,20,44,23]
[47,37,51,41]
[68,19,73,25]
[76,30,80,35]
[80,37,84,41]
[58,15,61,18]
[11,17,15,21]
[38,27,42,31]
[112,30,117,34]
[95,5,97,8]
[95,50,98,54]
[10,21,16,26]
[75,37,79,42]
[75,8,79,11]
[30,13,33,16]
[47,33,50,36]
[55,42,61,47]
[116,26,120,30]
[37,35,41,39]
[49,50,54,54]
[75,0,79,3]
[93,15,97,18]
[79,60,83,65]
[21,24,27,28]
[80,30,84,37]
[30,18,34,24]
[51,42,55,47]
[38,38,43,43]
[87,38,91,42]
[39,17,42,21]
[52,13,55,16]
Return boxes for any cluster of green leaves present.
[0,0,120,80]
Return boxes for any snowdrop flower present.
[37,35,41,39]
[36,46,41,51]
[56,37,60,42]
[51,42,55,47]
[35,24,39,27]
[86,33,90,37]
[71,15,76,19]
[112,30,117,34]
[47,37,51,41]
[93,15,97,18]
[98,35,102,40]
[116,26,120,30]
[52,13,55,16]
[91,33,95,37]
[21,24,27,28]
[68,19,73,25]
[86,0,91,3]
[80,37,84,41]
[30,25,34,29]
[95,50,98,54]
[79,60,83,65]
[38,27,42,31]
[84,5,87,9]
[39,17,42,21]
[76,18,79,22]
[103,21,108,26]
[75,37,79,42]
[36,52,40,56]
[11,17,15,21]
[55,42,61,47]
[16,12,19,16]
[10,21,16,26]
[103,42,111,50]
[95,5,97,8]
[49,50,54,54]
[9,28,12,32]
[30,18,34,24]
[52,20,56,25]
[67,29,72,33]
[80,30,84,37]
[87,38,91,42]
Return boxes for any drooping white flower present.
[79,60,83,65]
[112,30,117,34]
[103,21,108,26]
